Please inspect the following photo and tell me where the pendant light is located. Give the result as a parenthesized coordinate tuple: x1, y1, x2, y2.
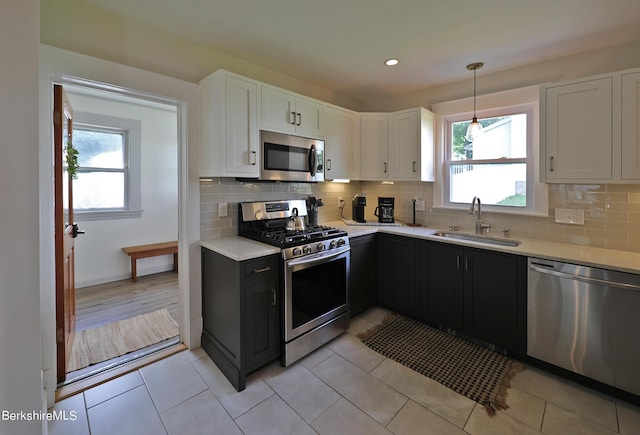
(465, 62, 484, 142)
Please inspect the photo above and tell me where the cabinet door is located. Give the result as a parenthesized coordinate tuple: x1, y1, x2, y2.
(360, 114, 390, 180)
(243, 255, 280, 372)
(226, 76, 259, 175)
(349, 234, 378, 316)
(261, 86, 296, 134)
(325, 106, 358, 180)
(393, 109, 420, 180)
(543, 77, 613, 180)
(622, 71, 640, 180)
(378, 234, 418, 317)
(295, 96, 325, 138)
(463, 248, 519, 350)
(421, 242, 464, 331)
(244, 277, 279, 372)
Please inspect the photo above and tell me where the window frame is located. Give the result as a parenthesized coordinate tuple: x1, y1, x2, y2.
(433, 86, 548, 217)
(72, 111, 142, 221)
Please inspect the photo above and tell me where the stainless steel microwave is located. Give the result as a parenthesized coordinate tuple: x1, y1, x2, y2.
(260, 130, 324, 182)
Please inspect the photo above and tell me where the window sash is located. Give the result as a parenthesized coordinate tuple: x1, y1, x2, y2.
(442, 106, 535, 210)
(71, 112, 142, 220)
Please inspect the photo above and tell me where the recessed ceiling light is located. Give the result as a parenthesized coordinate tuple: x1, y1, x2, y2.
(385, 58, 399, 66)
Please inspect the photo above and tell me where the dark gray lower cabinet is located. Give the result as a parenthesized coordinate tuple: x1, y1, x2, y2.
(201, 248, 280, 391)
(420, 241, 526, 354)
(420, 242, 464, 331)
(349, 234, 378, 316)
(378, 234, 419, 318)
(463, 247, 526, 353)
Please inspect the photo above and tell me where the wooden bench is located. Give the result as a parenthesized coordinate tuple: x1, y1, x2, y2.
(122, 241, 178, 282)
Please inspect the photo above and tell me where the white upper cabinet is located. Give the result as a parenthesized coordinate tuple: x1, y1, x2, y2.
(359, 108, 435, 181)
(393, 108, 435, 181)
(199, 70, 435, 182)
(360, 114, 391, 180)
(621, 71, 640, 180)
(541, 67, 640, 183)
(541, 77, 613, 181)
(200, 70, 259, 178)
(260, 86, 325, 138)
(324, 105, 359, 180)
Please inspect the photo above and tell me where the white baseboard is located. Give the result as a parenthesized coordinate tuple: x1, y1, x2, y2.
(76, 264, 176, 289)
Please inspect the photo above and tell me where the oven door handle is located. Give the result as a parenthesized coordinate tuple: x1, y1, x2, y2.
(286, 246, 350, 267)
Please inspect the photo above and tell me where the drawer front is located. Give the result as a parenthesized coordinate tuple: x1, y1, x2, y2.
(243, 255, 279, 281)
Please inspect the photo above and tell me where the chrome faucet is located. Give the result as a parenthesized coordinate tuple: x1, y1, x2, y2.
(470, 196, 491, 235)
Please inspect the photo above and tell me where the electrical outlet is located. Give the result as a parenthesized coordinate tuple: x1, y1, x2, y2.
(338, 197, 343, 207)
(219, 201, 228, 217)
(415, 199, 426, 212)
(555, 208, 584, 225)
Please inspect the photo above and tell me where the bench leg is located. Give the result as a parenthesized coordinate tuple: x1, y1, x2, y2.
(131, 257, 137, 282)
(173, 253, 178, 273)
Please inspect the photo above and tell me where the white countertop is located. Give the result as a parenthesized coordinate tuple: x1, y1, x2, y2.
(200, 237, 280, 261)
(328, 220, 640, 274)
(200, 222, 640, 273)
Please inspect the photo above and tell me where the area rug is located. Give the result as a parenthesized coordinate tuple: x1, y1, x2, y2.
(68, 308, 179, 372)
(357, 314, 524, 415)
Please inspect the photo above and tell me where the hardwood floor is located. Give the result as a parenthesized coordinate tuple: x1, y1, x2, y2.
(64, 271, 179, 384)
(75, 271, 179, 331)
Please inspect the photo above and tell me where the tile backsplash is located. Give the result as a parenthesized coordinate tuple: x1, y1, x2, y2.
(201, 178, 640, 253)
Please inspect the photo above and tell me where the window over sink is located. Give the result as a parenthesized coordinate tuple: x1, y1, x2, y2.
(433, 86, 548, 216)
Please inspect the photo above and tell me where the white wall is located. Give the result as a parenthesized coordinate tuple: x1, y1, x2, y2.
(67, 91, 179, 287)
(39, 44, 201, 408)
(0, 1, 43, 434)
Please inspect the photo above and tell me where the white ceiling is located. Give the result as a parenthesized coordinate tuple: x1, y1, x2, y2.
(84, 0, 640, 102)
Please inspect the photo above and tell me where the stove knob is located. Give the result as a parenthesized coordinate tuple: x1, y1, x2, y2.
(317, 243, 325, 251)
(337, 238, 346, 247)
(329, 240, 338, 249)
(303, 245, 312, 254)
(292, 247, 302, 256)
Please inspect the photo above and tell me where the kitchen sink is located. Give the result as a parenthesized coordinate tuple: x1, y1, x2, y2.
(432, 231, 522, 247)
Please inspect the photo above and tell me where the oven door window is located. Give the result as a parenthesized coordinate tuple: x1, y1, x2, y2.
(291, 256, 347, 330)
(264, 142, 310, 173)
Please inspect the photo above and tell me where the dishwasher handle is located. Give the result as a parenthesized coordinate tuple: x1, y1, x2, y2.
(530, 262, 640, 292)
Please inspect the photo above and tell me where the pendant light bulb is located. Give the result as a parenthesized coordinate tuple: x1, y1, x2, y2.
(465, 62, 484, 142)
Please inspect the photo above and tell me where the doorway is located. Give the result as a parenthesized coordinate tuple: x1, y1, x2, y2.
(55, 82, 181, 386)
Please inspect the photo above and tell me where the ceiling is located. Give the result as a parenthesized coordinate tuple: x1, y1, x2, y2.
(83, 0, 640, 102)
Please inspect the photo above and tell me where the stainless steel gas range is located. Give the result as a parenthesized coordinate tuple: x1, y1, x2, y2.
(239, 199, 350, 366)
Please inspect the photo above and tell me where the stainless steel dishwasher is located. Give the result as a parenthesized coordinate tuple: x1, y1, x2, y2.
(528, 257, 640, 396)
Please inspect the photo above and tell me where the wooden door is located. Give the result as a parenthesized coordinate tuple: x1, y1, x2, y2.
(54, 84, 77, 382)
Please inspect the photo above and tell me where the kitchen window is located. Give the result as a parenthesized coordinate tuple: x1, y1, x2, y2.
(71, 112, 142, 220)
(433, 86, 548, 216)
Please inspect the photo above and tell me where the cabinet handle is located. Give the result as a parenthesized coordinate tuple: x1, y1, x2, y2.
(456, 255, 461, 270)
(413, 161, 416, 173)
(549, 156, 554, 172)
(296, 112, 302, 126)
(464, 257, 469, 271)
(290, 111, 296, 125)
(253, 266, 271, 274)
(384, 162, 388, 173)
(270, 288, 277, 306)
(327, 159, 332, 171)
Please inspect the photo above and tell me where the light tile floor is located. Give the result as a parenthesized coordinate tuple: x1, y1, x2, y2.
(49, 307, 640, 435)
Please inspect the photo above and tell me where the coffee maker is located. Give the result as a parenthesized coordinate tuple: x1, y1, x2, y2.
(352, 194, 366, 223)
(374, 197, 395, 223)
